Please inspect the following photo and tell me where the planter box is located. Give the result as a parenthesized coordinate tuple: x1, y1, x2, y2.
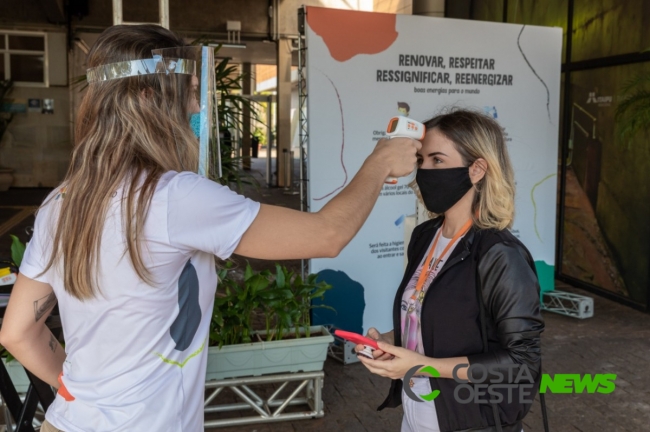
(206, 325, 333, 381)
(2, 359, 30, 393)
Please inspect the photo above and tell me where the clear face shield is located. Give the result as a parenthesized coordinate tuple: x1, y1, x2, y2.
(85, 46, 221, 179)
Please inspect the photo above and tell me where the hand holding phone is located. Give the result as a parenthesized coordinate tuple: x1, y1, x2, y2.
(334, 330, 379, 359)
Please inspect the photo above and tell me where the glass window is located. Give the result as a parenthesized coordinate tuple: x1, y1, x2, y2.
(10, 55, 45, 83)
(0, 32, 47, 86)
(561, 63, 650, 306)
(8, 35, 45, 51)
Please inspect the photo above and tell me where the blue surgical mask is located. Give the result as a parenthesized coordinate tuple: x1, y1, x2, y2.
(189, 113, 201, 138)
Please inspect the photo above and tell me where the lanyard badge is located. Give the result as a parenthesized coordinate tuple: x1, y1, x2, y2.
(409, 219, 473, 302)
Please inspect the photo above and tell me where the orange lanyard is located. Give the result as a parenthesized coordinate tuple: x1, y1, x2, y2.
(410, 219, 473, 301)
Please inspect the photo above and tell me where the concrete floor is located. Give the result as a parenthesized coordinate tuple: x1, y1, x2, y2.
(0, 160, 649, 431)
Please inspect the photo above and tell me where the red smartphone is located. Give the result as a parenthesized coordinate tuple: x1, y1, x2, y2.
(334, 330, 379, 350)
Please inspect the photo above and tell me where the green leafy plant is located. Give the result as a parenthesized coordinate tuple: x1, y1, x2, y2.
(188, 41, 262, 190)
(10, 234, 25, 267)
(210, 262, 333, 348)
(0, 346, 15, 363)
(615, 72, 650, 143)
(267, 265, 334, 340)
(210, 261, 266, 347)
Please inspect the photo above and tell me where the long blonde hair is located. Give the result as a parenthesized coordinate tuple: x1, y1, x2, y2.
(416, 109, 516, 230)
(42, 25, 199, 299)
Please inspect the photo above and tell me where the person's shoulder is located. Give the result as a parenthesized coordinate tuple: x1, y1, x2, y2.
(476, 228, 533, 264)
(163, 171, 249, 208)
(479, 228, 518, 244)
(162, 170, 193, 187)
(35, 184, 67, 215)
(160, 170, 211, 196)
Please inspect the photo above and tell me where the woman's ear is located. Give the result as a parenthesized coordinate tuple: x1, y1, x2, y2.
(470, 158, 487, 184)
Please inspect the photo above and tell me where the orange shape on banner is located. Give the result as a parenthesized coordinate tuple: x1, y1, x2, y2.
(307, 7, 398, 62)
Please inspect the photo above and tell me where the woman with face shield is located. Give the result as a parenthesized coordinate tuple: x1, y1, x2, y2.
(355, 109, 545, 432)
(0, 25, 419, 432)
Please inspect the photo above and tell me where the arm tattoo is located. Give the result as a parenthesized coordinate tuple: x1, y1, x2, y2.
(49, 333, 58, 353)
(34, 292, 57, 322)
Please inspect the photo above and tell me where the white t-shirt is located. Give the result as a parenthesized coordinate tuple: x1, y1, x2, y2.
(20, 171, 260, 432)
(400, 232, 462, 354)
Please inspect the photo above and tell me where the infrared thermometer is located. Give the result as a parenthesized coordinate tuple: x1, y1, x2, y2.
(385, 116, 426, 184)
(334, 330, 379, 359)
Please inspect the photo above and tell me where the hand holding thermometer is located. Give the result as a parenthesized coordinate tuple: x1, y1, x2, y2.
(334, 329, 379, 359)
(385, 116, 426, 184)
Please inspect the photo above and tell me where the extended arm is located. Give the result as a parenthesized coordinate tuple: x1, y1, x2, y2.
(234, 137, 420, 260)
(0, 274, 65, 388)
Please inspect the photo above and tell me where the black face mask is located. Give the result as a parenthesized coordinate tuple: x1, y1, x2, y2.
(415, 167, 474, 214)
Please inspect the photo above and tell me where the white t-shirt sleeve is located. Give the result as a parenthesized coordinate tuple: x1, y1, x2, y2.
(20, 198, 57, 283)
(166, 172, 261, 259)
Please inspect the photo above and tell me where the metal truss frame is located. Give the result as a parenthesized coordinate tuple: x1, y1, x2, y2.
(203, 371, 324, 428)
(542, 290, 594, 319)
(328, 338, 361, 365)
(297, 7, 310, 280)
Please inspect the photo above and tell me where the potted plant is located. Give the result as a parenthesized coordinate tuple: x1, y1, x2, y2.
(205, 263, 334, 381)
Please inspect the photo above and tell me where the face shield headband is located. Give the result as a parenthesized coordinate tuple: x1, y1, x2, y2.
(85, 56, 197, 83)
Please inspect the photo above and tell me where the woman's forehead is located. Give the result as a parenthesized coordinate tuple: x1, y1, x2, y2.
(421, 128, 457, 154)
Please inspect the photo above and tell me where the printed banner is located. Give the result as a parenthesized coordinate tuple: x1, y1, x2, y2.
(306, 7, 562, 333)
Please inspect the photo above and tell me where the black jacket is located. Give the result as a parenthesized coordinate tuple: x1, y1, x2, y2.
(378, 218, 545, 432)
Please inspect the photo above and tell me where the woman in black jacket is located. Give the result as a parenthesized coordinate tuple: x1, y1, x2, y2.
(357, 109, 544, 432)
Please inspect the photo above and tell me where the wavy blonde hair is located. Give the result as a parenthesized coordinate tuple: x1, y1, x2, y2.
(41, 25, 199, 299)
(413, 109, 516, 230)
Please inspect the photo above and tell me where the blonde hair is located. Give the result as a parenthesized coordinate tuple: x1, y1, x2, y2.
(414, 109, 516, 230)
(41, 25, 199, 300)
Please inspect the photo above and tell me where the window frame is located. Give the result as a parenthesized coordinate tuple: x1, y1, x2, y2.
(0, 30, 49, 88)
